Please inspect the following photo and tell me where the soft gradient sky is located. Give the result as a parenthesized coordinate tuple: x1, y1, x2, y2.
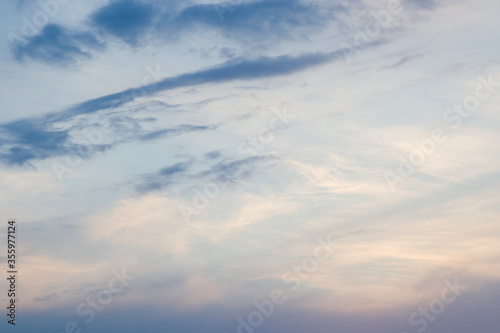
(0, 0, 499, 332)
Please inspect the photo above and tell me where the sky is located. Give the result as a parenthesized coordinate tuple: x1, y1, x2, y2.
(0, 0, 499, 332)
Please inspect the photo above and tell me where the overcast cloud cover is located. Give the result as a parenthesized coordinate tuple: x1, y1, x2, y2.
(0, 0, 499, 332)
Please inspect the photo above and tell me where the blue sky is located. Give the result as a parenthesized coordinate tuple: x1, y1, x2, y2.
(0, 0, 500, 332)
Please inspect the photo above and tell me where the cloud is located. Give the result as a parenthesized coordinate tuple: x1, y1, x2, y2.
(133, 160, 195, 193)
(90, 0, 156, 46)
(159, 0, 342, 42)
(189, 46, 237, 59)
(140, 124, 215, 141)
(404, 0, 442, 9)
(56, 48, 365, 122)
(159, 161, 191, 176)
(205, 155, 280, 179)
(11, 24, 104, 66)
(381, 53, 424, 69)
(205, 151, 221, 160)
(0, 119, 70, 165)
(0, 111, 215, 166)
(133, 154, 280, 194)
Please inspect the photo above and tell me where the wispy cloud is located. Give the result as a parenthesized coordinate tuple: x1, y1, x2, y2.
(0, 111, 216, 166)
(381, 53, 425, 69)
(11, 24, 104, 66)
(140, 125, 215, 141)
(132, 154, 279, 194)
(56, 48, 372, 121)
(159, 0, 343, 42)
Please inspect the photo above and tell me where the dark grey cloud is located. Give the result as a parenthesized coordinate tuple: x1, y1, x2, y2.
(53, 48, 359, 123)
(88, 0, 344, 45)
(133, 160, 195, 193)
(0, 119, 70, 165)
(205, 155, 280, 180)
(381, 53, 424, 70)
(140, 124, 215, 141)
(158, 0, 343, 42)
(90, 0, 156, 46)
(159, 162, 191, 176)
(11, 24, 104, 66)
(0, 113, 215, 166)
(133, 155, 280, 194)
